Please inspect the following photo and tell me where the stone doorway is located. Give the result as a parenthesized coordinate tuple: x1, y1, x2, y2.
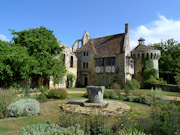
(84, 75, 88, 86)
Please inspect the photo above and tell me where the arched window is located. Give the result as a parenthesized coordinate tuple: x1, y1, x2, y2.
(142, 53, 144, 58)
(70, 56, 73, 67)
(138, 54, 140, 58)
(151, 53, 153, 59)
(146, 53, 149, 58)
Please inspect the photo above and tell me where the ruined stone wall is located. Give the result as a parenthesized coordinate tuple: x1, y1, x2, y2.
(82, 31, 91, 46)
(49, 43, 77, 89)
(72, 40, 79, 52)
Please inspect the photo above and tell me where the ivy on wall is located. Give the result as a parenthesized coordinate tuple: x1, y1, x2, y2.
(141, 57, 159, 81)
(66, 73, 75, 88)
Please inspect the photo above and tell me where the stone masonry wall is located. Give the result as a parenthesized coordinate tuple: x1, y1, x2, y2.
(49, 43, 77, 89)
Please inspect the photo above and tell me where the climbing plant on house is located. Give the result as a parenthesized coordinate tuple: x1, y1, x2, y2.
(66, 73, 75, 88)
(141, 57, 166, 88)
(141, 57, 158, 81)
(138, 57, 159, 88)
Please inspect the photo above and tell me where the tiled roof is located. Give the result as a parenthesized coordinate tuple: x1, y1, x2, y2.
(76, 33, 125, 58)
(131, 44, 152, 51)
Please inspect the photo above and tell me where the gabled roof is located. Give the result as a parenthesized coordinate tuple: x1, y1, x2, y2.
(76, 33, 125, 58)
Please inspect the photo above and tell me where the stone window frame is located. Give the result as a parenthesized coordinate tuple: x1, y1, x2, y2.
(106, 57, 115, 66)
(59, 76, 64, 85)
(95, 58, 104, 66)
(96, 57, 115, 67)
(70, 56, 73, 67)
(83, 62, 88, 69)
(83, 51, 89, 56)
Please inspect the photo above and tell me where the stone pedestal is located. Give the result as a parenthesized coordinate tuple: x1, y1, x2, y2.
(86, 86, 105, 103)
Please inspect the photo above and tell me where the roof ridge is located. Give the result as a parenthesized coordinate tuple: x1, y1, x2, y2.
(132, 44, 151, 51)
(91, 33, 124, 40)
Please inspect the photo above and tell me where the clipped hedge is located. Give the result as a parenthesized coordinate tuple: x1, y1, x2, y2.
(151, 84, 180, 92)
(47, 89, 68, 99)
(7, 99, 40, 117)
(18, 123, 84, 135)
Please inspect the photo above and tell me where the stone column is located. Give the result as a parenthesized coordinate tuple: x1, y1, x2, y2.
(86, 86, 105, 103)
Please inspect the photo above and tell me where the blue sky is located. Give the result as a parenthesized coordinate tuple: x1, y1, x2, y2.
(1, 0, 180, 50)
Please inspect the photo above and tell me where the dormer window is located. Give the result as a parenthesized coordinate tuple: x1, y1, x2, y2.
(83, 51, 88, 56)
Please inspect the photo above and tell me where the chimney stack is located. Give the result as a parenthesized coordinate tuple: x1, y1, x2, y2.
(125, 23, 129, 34)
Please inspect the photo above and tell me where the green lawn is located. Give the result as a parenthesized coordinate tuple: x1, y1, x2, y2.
(0, 93, 152, 135)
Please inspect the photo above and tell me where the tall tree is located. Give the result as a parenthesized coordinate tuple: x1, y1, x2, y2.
(149, 39, 180, 84)
(10, 26, 66, 87)
(0, 40, 33, 87)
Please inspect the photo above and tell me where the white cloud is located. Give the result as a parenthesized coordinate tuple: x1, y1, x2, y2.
(130, 13, 180, 50)
(0, 34, 9, 41)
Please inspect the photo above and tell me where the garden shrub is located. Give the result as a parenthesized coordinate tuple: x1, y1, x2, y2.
(104, 91, 118, 99)
(47, 89, 67, 99)
(120, 129, 146, 135)
(103, 91, 125, 100)
(137, 95, 153, 105)
(18, 122, 84, 135)
(59, 108, 135, 135)
(150, 102, 180, 135)
(36, 93, 48, 100)
(124, 79, 140, 95)
(144, 75, 166, 88)
(150, 87, 166, 101)
(124, 95, 137, 102)
(37, 87, 48, 100)
(131, 79, 141, 89)
(35, 87, 49, 100)
(124, 95, 153, 105)
(0, 89, 15, 118)
(7, 99, 40, 117)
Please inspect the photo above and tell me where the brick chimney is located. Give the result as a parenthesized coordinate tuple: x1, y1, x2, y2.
(125, 23, 129, 34)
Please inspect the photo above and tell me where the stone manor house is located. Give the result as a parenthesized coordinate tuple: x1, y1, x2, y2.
(50, 24, 160, 89)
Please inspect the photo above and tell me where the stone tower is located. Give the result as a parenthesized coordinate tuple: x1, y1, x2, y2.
(131, 37, 161, 87)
